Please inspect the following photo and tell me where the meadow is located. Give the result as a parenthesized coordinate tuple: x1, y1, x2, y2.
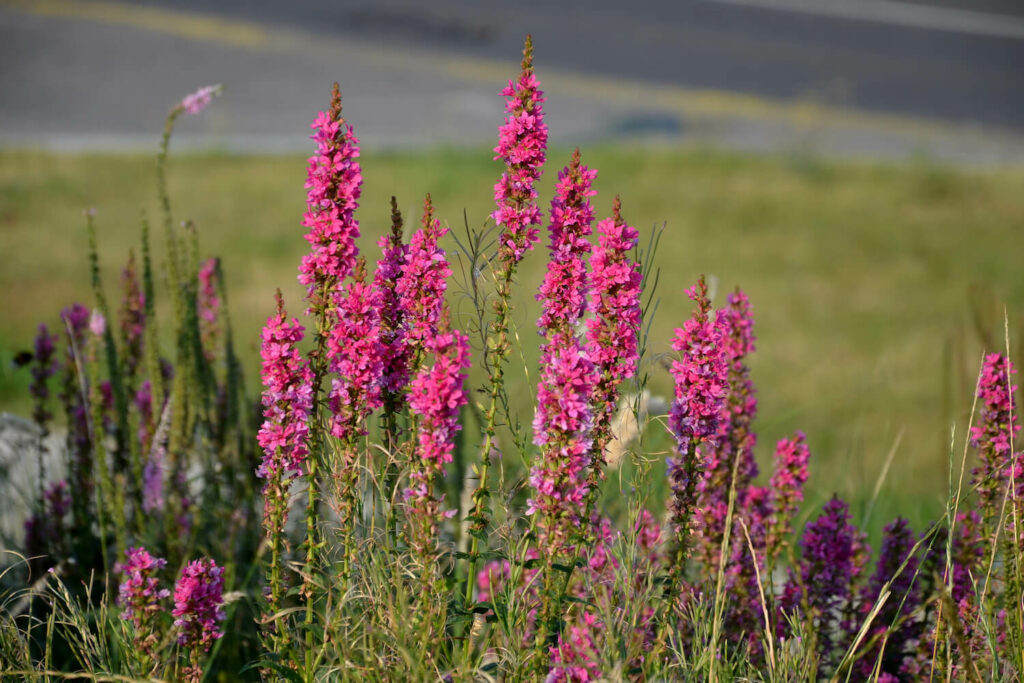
(1, 43, 1024, 679)
(2, 143, 1022, 535)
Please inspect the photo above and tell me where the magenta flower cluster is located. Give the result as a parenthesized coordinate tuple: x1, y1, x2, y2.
(667, 280, 729, 535)
(328, 265, 385, 439)
(536, 152, 596, 335)
(395, 199, 451, 353)
(765, 431, 811, 561)
(529, 331, 598, 551)
(197, 257, 220, 359)
(492, 39, 548, 266)
(298, 93, 362, 302)
(373, 221, 411, 396)
(971, 352, 1019, 457)
(30, 323, 58, 428)
(117, 546, 170, 627)
(173, 558, 226, 651)
(256, 295, 314, 479)
(585, 204, 642, 389)
(406, 329, 471, 503)
(180, 85, 220, 116)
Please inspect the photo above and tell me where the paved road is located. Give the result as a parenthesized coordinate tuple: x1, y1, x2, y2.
(2, 0, 1023, 162)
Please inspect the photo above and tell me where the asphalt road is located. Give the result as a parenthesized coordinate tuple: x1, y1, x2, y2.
(2, 0, 1023, 161)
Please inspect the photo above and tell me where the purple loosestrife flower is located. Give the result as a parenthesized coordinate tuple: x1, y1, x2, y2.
(256, 292, 314, 480)
(197, 257, 220, 361)
(173, 558, 226, 651)
(406, 324, 470, 555)
(373, 199, 411, 397)
(493, 36, 547, 267)
(297, 85, 362, 306)
(117, 546, 170, 627)
(30, 324, 58, 431)
(327, 258, 385, 440)
(119, 251, 146, 381)
(765, 431, 811, 569)
(23, 480, 70, 574)
(782, 496, 869, 673)
(667, 277, 729, 545)
(857, 518, 923, 679)
(696, 290, 758, 571)
(537, 149, 596, 336)
(529, 329, 598, 555)
(547, 610, 601, 683)
(585, 197, 642, 475)
(970, 353, 1019, 529)
(59, 304, 92, 525)
(395, 195, 451, 357)
(179, 85, 221, 115)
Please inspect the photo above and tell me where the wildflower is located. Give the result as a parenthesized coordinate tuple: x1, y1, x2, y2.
(119, 250, 146, 381)
(373, 198, 411, 398)
(529, 330, 598, 555)
(395, 195, 450, 356)
(179, 84, 221, 116)
(23, 480, 70, 573)
(89, 309, 106, 338)
(765, 431, 811, 569)
(667, 277, 729, 545)
(547, 610, 602, 682)
(493, 35, 547, 267)
(256, 292, 313, 479)
(537, 149, 596, 336)
(29, 324, 58, 431)
(970, 353, 1019, 533)
(857, 518, 923, 679)
(782, 496, 868, 673)
(585, 197, 642, 475)
(406, 323, 471, 556)
(297, 84, 362, 305)
(327, 258, 385, 440)
(117, 546, 170, 627)
(173, 558, 226, 652)
(197, 257, 220, 361)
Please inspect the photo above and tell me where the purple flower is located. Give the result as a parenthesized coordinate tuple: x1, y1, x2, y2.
(529, 330, 598, 554)
(406, 325, 470, 553)
(492, 36, 547, 267)
(547, 610, 602, 682)
(765, 431, 811, 568)
(667, 278, 729, 540)
(373, 200, 411, 396)
(180, 84, 221, 116)
(537, 149, 596, 336)
(23, 480, 70, 573)
(119, 252, 146, 379)
(857, 518, 922, 679)
(172, 558, 226, 651)
(328, 259, 385, 441)
(970, 353, 1019, 525)
(29, 324, 58, 430)
(781, 496, 868, 672)
(117, 546, 170, 627)
(395, 195, 451, 355)
(256, 292, 314, 480)
(197, 257, 220, 361)
(297, 86, 362, 305)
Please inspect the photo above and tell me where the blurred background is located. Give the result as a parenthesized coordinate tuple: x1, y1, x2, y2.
(2, 0, 1023, 537)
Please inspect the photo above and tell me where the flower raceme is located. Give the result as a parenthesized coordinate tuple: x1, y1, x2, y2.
(298, 84, 362, 306)
(173, 558, 226, 651)
(117, 546, 170, 628)
(256, 292, 314, 480)
(179, 85, 221, 116)
(373, 199, 411, 397)
(970, 353, 1020, 518)
(667, 278, 729, 540)
(493, 35, 548, 267)
(396, 195, 451, 357)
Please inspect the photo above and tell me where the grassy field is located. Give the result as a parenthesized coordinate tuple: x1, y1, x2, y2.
(1, 146, 1022, 539)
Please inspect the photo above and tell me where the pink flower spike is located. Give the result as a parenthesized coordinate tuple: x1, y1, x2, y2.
(180, 84, 222, 115)
(88, 309, 106, 338)
(172, 558, 226, 652)
(492, 35, 548, 267)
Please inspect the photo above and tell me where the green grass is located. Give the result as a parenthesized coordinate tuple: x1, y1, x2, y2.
(1, 146, 1022, 539)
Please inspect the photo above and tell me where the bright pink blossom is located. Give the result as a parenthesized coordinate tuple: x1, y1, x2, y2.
(180, 85, 221, 115)
(117, 546, 170, 627)
(256, 292, 313, 479)
(492, 37, 547, 266)
(395, 196, 450, 353)
(297, 87, 362, 304)
(373, 204, 411, 395)
(172, 558, 226, 651)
